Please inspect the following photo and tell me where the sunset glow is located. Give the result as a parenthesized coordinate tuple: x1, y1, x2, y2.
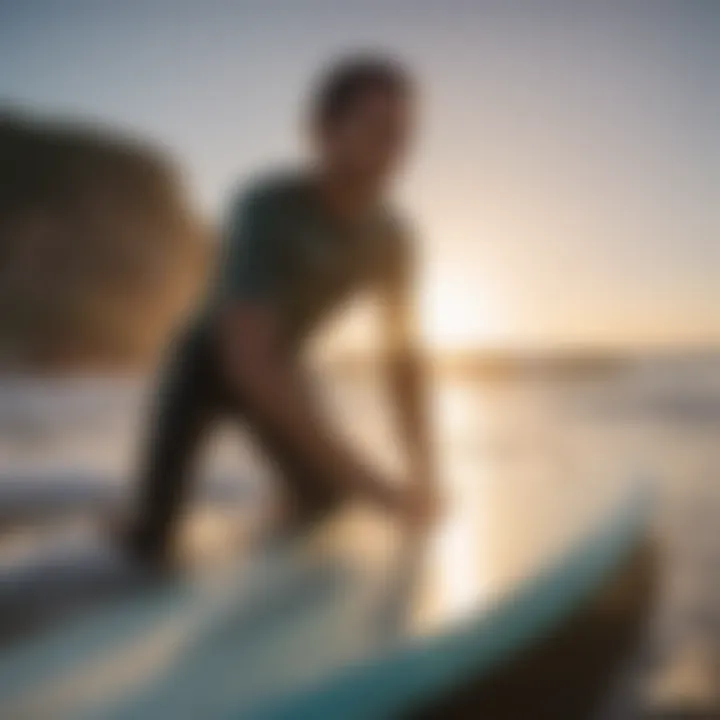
(420, 276, 504, 350)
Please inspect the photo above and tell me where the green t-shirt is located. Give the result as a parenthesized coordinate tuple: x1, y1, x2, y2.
(206, 172, 413, 350)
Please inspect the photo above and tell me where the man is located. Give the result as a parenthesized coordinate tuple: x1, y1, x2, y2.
(128, 56, 436, 564)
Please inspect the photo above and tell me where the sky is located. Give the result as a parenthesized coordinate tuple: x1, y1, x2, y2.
(1, 1, 719, 350)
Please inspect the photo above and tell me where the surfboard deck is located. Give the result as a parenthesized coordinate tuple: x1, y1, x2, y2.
(0, 459, 649, 720)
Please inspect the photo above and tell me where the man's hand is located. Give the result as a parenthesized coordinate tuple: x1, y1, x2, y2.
(386, 481, 440, 532)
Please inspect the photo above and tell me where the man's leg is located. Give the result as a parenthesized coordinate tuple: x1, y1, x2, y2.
(129, 328, 220, 561)
(131, 327, 346, 557)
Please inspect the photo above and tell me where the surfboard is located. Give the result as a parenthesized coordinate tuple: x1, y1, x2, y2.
(0, 456, 651, 720)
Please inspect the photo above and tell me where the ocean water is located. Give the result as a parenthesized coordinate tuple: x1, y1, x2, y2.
(0, 359, 718, 717)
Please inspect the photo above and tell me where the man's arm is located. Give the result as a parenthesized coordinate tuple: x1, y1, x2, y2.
(217, 302, 400, 510)
(214, 187, 402, 513)
(379, 233, 437, 520)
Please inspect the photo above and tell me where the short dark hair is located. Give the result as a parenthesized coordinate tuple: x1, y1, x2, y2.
(312, 55, 413, 128)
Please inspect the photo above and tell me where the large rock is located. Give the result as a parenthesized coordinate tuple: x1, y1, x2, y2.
(0, 111, 210, 372)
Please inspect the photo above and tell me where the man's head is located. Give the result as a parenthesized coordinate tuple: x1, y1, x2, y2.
(310, 55, 415, 190)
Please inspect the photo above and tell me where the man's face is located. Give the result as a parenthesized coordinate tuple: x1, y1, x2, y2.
(317, 88, 414, 188)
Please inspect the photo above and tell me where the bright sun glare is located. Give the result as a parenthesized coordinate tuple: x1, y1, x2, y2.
(421, 277, 499, 350)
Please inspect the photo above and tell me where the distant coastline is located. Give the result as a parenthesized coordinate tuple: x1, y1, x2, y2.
(323, 345, 720, 382)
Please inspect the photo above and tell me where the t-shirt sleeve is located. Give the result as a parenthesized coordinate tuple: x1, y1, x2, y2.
(217, 188, 280, 303)
(379, 215, 415, 300)
(378, 216, 418, 351)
